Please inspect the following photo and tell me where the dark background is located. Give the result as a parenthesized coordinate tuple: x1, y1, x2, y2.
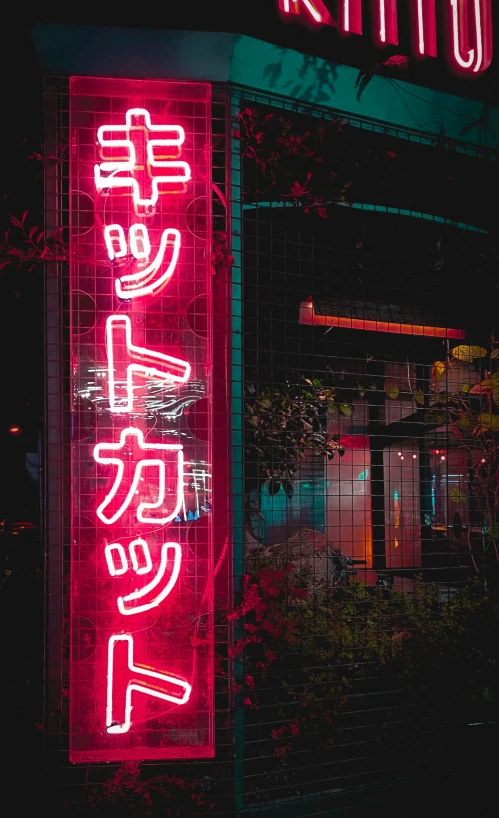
(1, 2, 498, 812)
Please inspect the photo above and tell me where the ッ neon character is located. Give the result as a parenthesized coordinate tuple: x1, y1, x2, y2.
(104, 224, 181, 300)
(105, 538, 182, 616)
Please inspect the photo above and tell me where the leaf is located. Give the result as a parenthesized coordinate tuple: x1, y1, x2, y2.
(431, 361, 445, 382)
(449, 487, 467, 505)
(414, 389, 425, 405)
(451, 345, 487, 362)
(29, 226, 39, 240)
(460, 384, 471, 393)
(470, 380, 493, 394)
(355, 69, 375, 102)
(338, 404, 352, 417)
(490, 349, 499, 359)
(478, 413, 499, 430)
(425, 410, 448, 425)
(384, 379, 400, 400)
(486, 524, 499, 539)
(21, 210, 28, 225)
(455, 416, 473, 432)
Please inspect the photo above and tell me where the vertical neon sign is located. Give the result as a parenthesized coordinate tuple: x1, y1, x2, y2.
(69, 77, 213, 761)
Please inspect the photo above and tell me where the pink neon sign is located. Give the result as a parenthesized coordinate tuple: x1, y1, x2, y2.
(279, 0, 493, 75)
(70, 77, 213, 762)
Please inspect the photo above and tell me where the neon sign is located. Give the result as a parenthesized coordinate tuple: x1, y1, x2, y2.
(70, 77, 213, 761)
(278, 0, 493, 75)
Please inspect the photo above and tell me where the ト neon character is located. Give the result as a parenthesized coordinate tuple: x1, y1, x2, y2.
(106, 315, 190, 413)
(93, 427, 184, 526)
(106, 634, 191, 734)
(94, 108, 191, 212)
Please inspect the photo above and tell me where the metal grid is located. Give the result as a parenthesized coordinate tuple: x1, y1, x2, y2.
(234, 85, 498, 814)
(43, 77, 499, 813)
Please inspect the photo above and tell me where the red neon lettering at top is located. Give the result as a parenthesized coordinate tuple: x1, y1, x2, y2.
(278, 0, 334, 25)
(94, 108, 191, 212)
(276, 0, 493, 73)
(93, 427, 184, 526)
(449, 0, 492, 74)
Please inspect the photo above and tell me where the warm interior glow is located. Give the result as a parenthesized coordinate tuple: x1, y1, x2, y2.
(299, 299, 465, 339)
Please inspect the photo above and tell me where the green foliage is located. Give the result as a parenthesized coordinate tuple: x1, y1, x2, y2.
(231, 552, 499, 770)
(245, 379, 342, 481)
(234, 107, 356, 217)
(89, 762, 215, 817)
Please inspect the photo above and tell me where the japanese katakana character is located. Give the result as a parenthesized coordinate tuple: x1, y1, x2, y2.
(93, 427, 184, 526)
(104, 538, 182, 616)
(94, 108, 191, 212)
(106, 634, 191, 734)
(278, 0, 333, 25)
(104, 224, 181, 300)
(106, 315, 190, 413)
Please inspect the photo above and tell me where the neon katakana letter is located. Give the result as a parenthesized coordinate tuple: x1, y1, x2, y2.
(374, 0, 398, 45)
(341, 0, 362, 34)
(106, 315, 190, 413)
(104, 538, 182, 616)
(278, 0, 334, 25)
(104, 224, 181, 300)
(93, 427, 184, 526)
(448, 0, 492, 74)
(413, 0, 437, 57)
(94, 108, 191, 212)
(106, 634, 191, 734)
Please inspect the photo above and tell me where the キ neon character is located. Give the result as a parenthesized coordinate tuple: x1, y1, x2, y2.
(94, 108, 191, 212)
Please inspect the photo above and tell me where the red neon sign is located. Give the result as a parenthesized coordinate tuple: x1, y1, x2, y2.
(70, 77, 213, 761)
(279, 0, 493, 75)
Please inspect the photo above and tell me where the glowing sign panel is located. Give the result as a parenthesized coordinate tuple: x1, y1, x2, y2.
(70, 77, 213, 762)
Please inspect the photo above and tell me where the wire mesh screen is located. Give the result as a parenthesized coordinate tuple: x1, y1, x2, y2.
(44, 76, 499, 814)
(235, 86, 499, 814)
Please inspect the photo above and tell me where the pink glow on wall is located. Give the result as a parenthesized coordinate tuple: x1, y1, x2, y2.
(70, 76, 213, 762)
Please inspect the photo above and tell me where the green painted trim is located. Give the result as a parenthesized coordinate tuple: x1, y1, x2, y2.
(230, 93, 246, 814)
(32, 24, 499, 152)
(243, 200, 487, 234)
